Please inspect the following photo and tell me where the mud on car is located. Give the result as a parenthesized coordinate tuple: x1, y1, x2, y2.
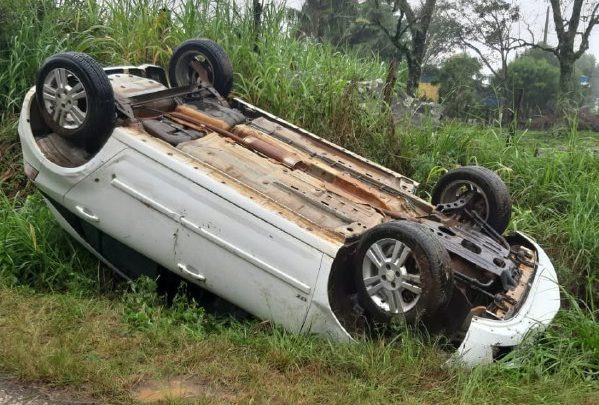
(18, 39, 560, 364)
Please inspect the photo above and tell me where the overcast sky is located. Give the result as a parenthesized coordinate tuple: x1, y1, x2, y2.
(269, 0, 599, 61)
(518, 0, 599, 60)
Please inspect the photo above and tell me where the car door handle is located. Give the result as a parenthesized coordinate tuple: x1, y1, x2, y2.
(75, 205, 99, 222)
(177, 263, 206, 282)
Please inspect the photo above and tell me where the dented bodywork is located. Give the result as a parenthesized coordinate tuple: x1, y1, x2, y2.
(19, 64, 560, 365)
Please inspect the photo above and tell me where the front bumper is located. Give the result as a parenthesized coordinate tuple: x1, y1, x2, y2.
(453, 233, 560, 365)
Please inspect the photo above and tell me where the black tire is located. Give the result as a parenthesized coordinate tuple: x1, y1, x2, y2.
(168, 39, 233, 97)
(431, 166, 512, 234)
(35, 52, 115, 146)
(353, 221, 453, 326)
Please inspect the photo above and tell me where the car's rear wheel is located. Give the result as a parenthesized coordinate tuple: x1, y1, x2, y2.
(168, 38, 233, 97)
(36, 52, 115, 147)
(354, 221, 453, 326)
(431, 166, 512, 234)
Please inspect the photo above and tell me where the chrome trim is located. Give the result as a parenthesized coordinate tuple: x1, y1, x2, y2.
(181, 217, 312, 294)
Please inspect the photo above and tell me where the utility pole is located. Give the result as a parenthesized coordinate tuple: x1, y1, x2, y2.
(542, 5, 549, 45)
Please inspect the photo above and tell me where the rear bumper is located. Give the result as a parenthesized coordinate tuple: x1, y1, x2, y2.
(453, 232, 560, 365)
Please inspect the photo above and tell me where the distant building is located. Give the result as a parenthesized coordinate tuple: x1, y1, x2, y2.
(417, 72, 439, 102)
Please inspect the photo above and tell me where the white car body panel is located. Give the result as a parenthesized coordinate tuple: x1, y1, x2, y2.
(453, 235, 561, 364)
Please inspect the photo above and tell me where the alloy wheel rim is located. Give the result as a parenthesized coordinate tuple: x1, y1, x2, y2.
(42, 67, 88, 130)
(362, 238, 422, 314)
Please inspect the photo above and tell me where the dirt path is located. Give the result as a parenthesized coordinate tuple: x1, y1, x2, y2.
(0, 376, 97, 405)
(0, 376, 53, 404)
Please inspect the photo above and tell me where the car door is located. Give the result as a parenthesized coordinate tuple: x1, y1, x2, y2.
(63, 148, 181, 272)
(172, 175, 325, 333)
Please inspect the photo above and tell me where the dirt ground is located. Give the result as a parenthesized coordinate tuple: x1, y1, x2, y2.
(0, 376, 52, 405)
(0, 375, 96, 405)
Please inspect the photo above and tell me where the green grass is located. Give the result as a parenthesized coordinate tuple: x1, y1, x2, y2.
(1, 0, 599, 403)
(0, 284, 597, 404)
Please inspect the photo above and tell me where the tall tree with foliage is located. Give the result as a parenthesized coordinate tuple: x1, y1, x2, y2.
(438, 53, 481, 118)
(505, 56, 560, 117)
(522, 0, 599, 110)
(448, 0, 521, 98)
(370, 0, 438, 96)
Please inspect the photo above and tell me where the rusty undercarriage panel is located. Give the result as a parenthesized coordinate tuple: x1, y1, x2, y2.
(176, 127, 429, 238)
(163, 107, 431, 240)
(179, 132, 385, 235)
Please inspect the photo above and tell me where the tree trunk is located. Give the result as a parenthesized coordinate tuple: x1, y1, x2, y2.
(558, 57, 576, 108)
(383, 58, 398, 105)
(252, 0, 263, 53)
(405, 33, 426, 97)
(406, 60, 421, 97)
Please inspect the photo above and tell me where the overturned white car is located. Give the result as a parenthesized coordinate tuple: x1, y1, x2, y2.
(18, 39, 560, 364)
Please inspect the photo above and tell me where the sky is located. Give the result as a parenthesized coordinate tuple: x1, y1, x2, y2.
(265, 0, 599, 62)
(518, 0, 599, 60)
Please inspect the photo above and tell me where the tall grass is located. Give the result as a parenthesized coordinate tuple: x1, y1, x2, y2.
(399, 124, 599, 299)
(0, 193, 107, 291)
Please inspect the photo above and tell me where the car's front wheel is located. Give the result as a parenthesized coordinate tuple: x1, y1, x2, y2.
(35, 52, 115, 147)
(353, 221, 453, 327)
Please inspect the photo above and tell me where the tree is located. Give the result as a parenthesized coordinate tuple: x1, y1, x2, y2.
(448, 0, 521, 97)
(505, 56, 560, 117)
(296, 1, 459, 87)
(350, 2, 403, 60)
(522, 0, 599, 110)
(421, 5, 461, 65)
(438, 53, 482, 118)
(298, 0, 360, 46)
(520, 46, 559, 68)
(576, 53, 597, 78)
(369, 0, 438, 96)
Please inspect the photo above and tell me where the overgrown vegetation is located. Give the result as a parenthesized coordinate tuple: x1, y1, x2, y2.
(1, 0, 598, 403)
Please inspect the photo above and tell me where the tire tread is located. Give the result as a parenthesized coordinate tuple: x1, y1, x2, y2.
(431, 166, 511, 234)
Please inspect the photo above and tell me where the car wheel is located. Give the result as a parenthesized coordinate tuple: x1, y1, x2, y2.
(168, 38, 233, 97)
(354, 221, 453, 326)
(431, 166, 512, 234)
(36, 52, 115, 146)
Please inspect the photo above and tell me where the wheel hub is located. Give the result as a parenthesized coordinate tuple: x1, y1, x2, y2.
(439, 180, 490, 221)
(42, 67, 88, 130)
(362, 238, 422, 314)
(175, 50, 214, 87)
(59, 93, 73, 110)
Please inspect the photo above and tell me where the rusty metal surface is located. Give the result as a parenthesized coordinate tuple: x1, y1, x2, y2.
(177, 132, 385, 237)
(176, 105, 233, 130)
(124, 125, 347, 244)
(156, 105, 429, 240)
(494, 249, 536, 319)
(249, 117, 423, 201)
(110, 74, 176, 118)
(36, 133, 89, 168)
